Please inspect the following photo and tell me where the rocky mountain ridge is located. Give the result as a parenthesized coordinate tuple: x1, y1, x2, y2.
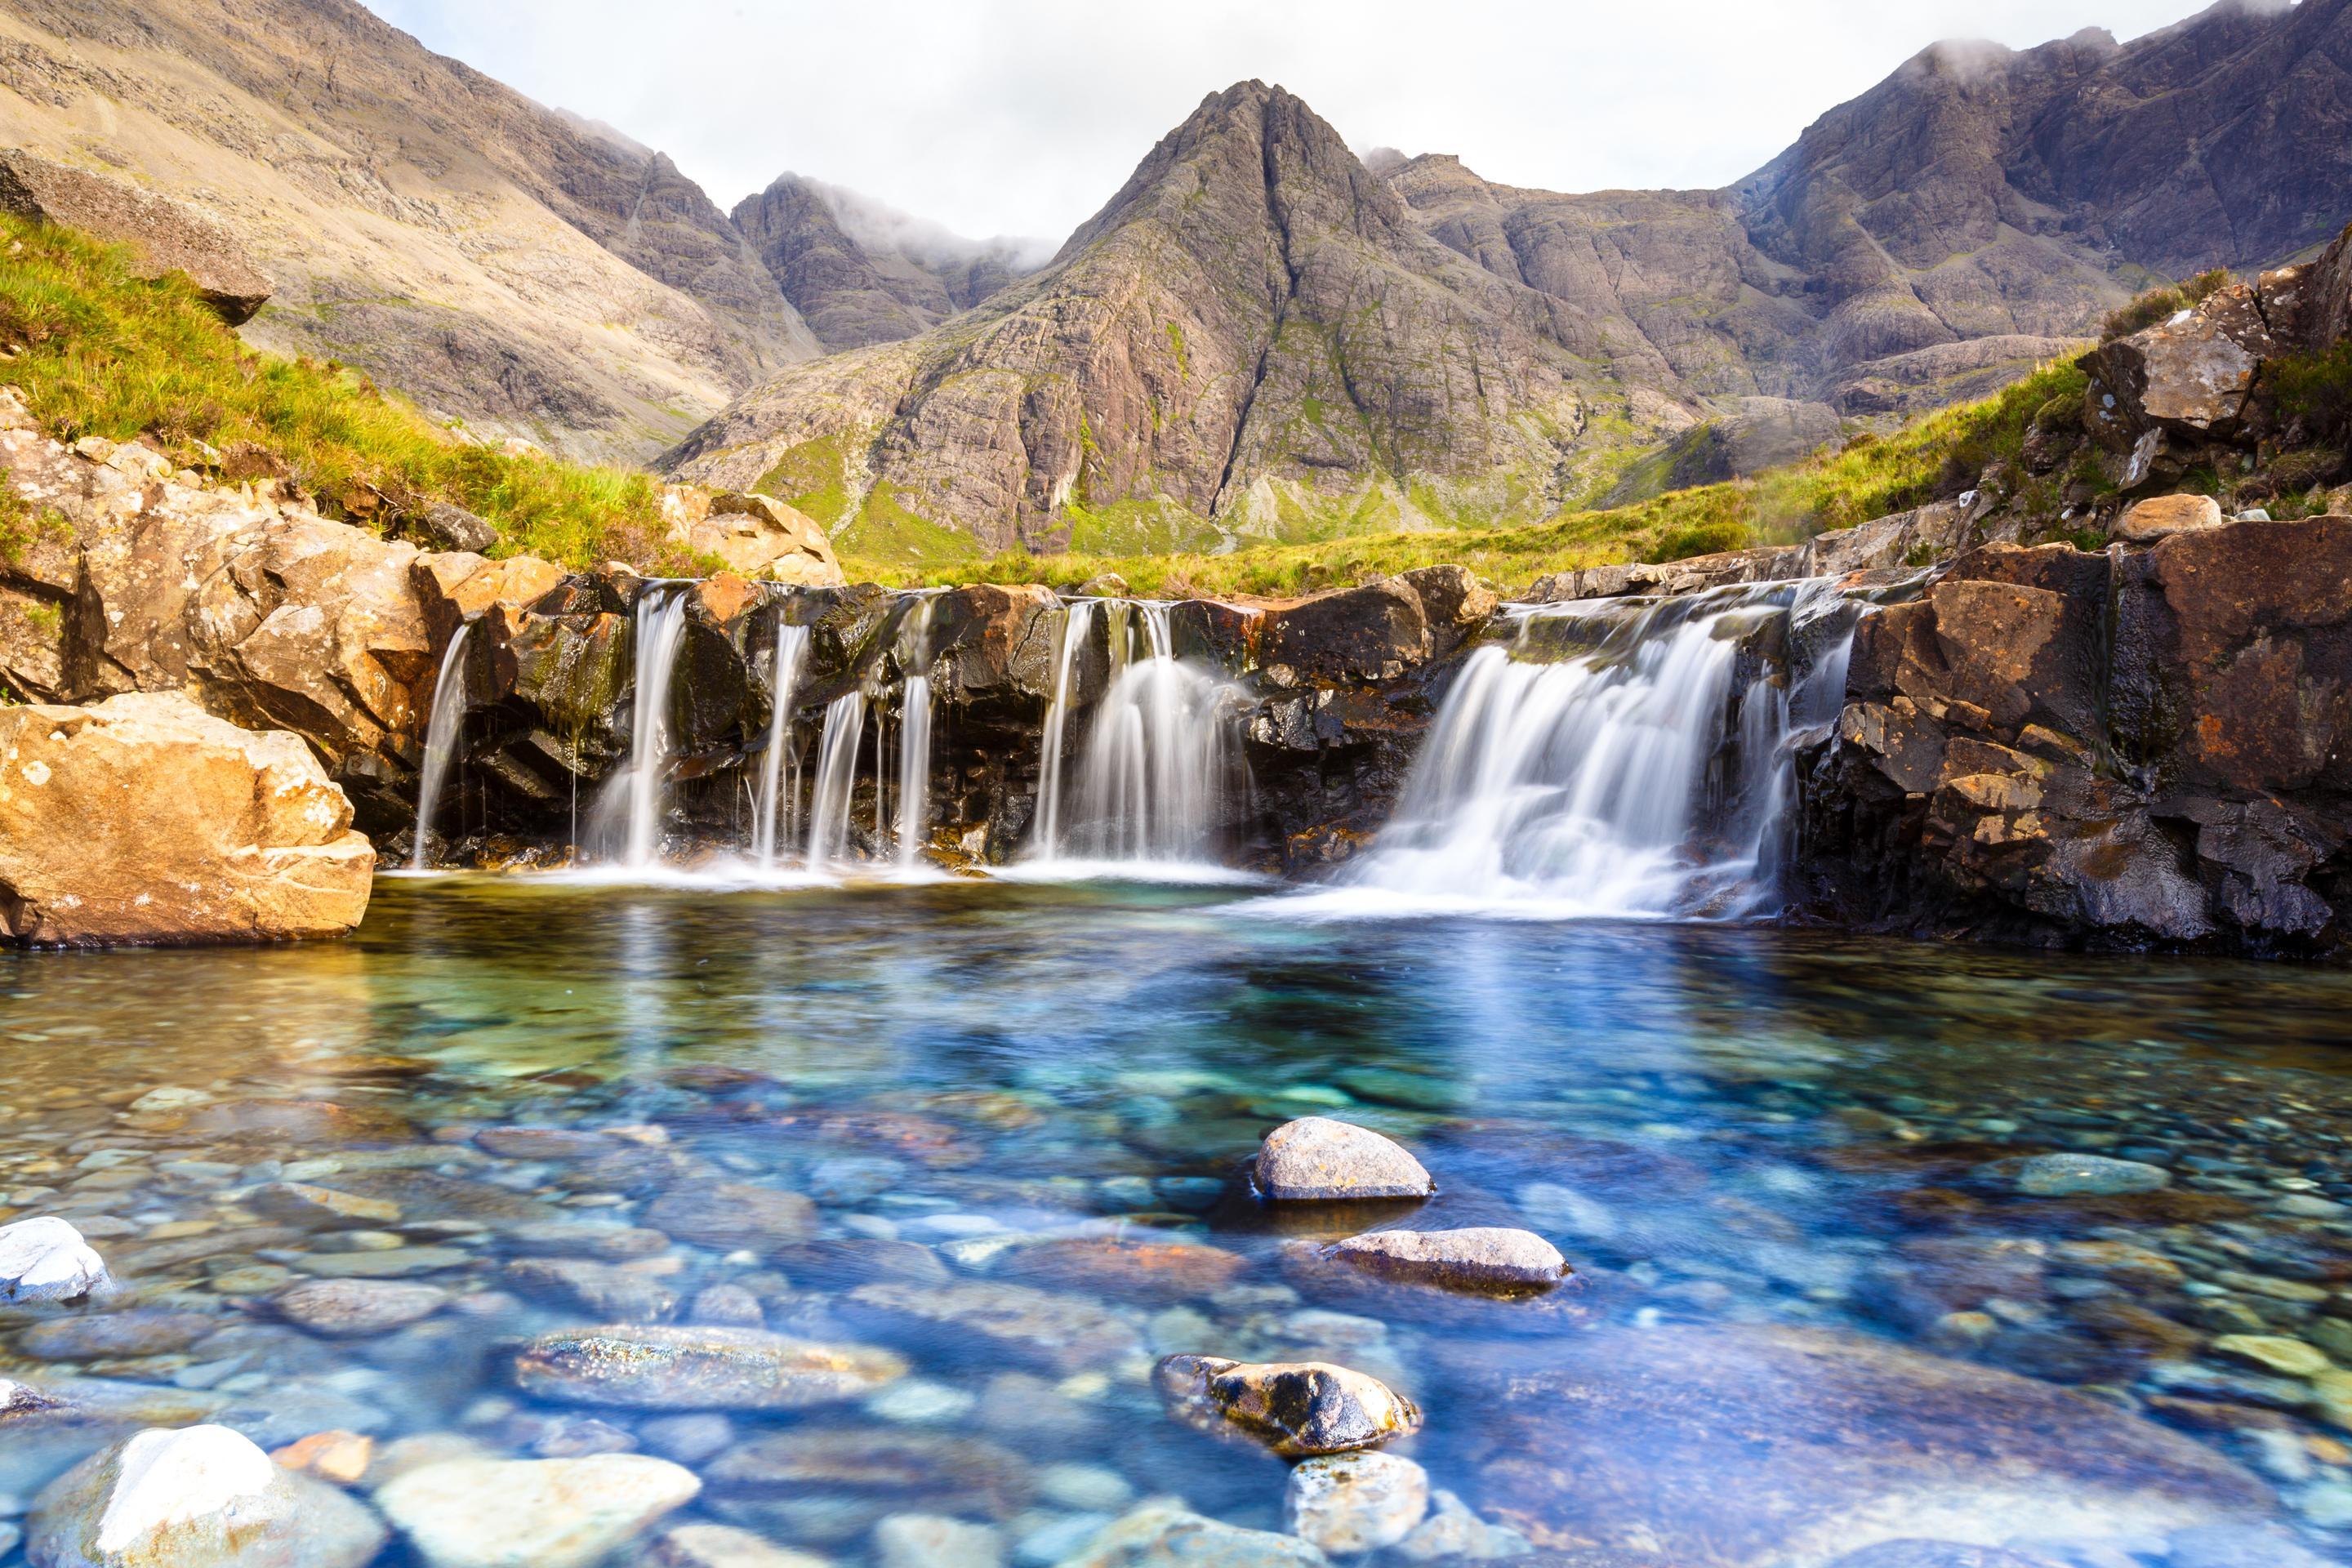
(668, 0, 2352, 558)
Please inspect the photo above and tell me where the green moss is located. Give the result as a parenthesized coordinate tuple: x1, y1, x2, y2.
(0, 213, 687, 571)
(1165, 322, 1189, 381)
(752, 432, 858, 528)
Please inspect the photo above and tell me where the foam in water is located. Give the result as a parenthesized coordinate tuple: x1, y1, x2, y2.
(1282, 580, 1858, 921)
(408, 621, 473, 871)
(612, 586, 693, 868)
(752, 619, 811, 868)
(1028, 600, 1243, 874)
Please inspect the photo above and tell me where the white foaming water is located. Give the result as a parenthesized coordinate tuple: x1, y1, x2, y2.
(409, 621, 473, 871)
(896, 598, 938, 868)
(805, 689, 868, 867)
(1030, 601, 1242, 872)
(1283, 580, 1856, 921)
(753, 621, 810, 867)
(612, 586, 693, 869)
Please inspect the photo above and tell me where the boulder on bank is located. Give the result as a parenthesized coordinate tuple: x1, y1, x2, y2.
(667, 489, 844, 586)
(0, 151, 272, 323)
(2113, 492, 2223, 543)
(0, 693, 373, 945)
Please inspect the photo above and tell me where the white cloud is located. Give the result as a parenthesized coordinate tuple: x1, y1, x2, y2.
(367, 0, 2219, 243)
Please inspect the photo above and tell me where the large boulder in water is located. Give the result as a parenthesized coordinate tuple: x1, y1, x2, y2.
(1454, 1322, 2271, 1566)
(0, 693, 373, 945)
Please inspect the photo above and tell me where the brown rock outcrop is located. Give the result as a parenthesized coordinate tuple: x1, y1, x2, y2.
(0, 691, 373, 945)
(0, 150, 272, 323)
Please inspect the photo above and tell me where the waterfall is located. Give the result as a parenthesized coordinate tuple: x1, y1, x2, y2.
(1306, 580, 1858, 920)
(805, 690, 868, 867)
(618, 586, 691, 869)
(409, 621, 473, 871)
(753, 621, 810, 867)
(895, 599, 938, 869)
(1034, 601, 1241, 869)
(1031, 599, 1095, 859)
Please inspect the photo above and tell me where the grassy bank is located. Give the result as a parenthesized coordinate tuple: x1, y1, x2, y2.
(0, 214, 687, 570)
(844, 359, 2091, 597)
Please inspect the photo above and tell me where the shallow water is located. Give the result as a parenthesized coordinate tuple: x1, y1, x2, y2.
(6, 876, 2352, 1564)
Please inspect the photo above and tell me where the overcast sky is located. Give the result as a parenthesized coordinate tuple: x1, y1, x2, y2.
(370, 0, 2220, 244)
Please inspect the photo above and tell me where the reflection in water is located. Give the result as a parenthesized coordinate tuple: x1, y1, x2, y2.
(0, 880, 2346, 1564)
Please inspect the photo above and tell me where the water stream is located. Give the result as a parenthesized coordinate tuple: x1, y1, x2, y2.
(895, 598, 938, 869)
(614, 584, 692, 869)
(752, 620, 811, 868)
(1298, 581, 1858, 919)
(408, 621, 472, 871)
(805, 689, 869, 868)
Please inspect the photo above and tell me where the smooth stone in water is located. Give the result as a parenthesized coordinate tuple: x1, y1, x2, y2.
(0, 1218, 109, 1303)
(1322, 1227, 1570, 1294)
(270, 1279, 450, 1338)
(649, 1523, 832, 1567)
(375, 1454, 700, 1568)
(2211, 1334, 2333, 1379)
(875, 1513, 1004, 1568)
(290, 1246, 470, 1280)
(1285, 1450, 1429, 1553)
(1389, 1488, 1531, 1561)
(644, 1185, 817, 1253)
(16, 1311, 218, 1361)
(1156, 1353, 1422, 1457)
(1056, 1503, 1327, 1566)
(1985, 1154, 2171, 1197)
(25, 1424, 386, 1568)
(842, 1281, 1143, 1374)
(245, 1183, 402, 1230)
(514, 1325, 907, 1410)
(1254, 1119, 1432, 1202)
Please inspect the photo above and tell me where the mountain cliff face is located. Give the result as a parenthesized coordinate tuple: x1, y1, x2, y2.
(0, 0, 833, 462)
(663, 83, 1620, 558)
(673, 1, 2352, 557)
(733, 174, 1045, 354)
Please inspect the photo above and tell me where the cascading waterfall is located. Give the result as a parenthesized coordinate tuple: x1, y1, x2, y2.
(895, 599, 938, 868)
(617, 585, 691, 869)
(1036, 600, 1241, 868)
(1031, 599, 1094, 859)
(752, 621, 810, 867)
(804, 690, 868, 867)
(1309, 579, 1857, 919)
(409, 621, 473, 871)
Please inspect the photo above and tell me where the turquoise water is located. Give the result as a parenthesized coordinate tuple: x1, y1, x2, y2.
(5, 875, 2352, 1564)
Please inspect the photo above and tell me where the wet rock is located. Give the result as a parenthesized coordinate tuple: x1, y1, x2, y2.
(1322, 1227, 1569, 1294)
(501, 1223, 671, 1260)
(268, 1431, 374, 1486)
(1825, 1546, 2071, 1568)
(996, 1236, 1249, 1303)
(25, 1424, 386, 1568)
(247, 1182, 403, 1230)
(0, 695, 375, 946)
(180, 1101, 416, 1148)
(1155, 1353, 1422, 1458)
(2211, 1334, 2332, 1379)
(504, 1258, 681, 1322)
(874, 1512, 1005, 1568)
(1390, 1488, 1532, 1562)
(1254, 1119, 1433, 1202)
(472, 1127, 617, 1161)
(269, 1279, 450, 1338)
(774, 1239, 952, 1288)
(650, 1523, 831, 1568)
(2112, 493, 2223, 544)
(843, 1281, 1143, 1373)
(1459, 1323, 2268, 1565)
(16, 1310, 218, 1361)
(644, 1184, 817, 1253)
(1056, 1503, 1328, 1566)
(513, 1325, 906, 1410)
(0, 1218, 110, 1303)
(1285, 1450, 1429, 1553)
(2, 1378, 68, 1419)
(291, 1245, 472, 1280)
(689, 1285, 768, 1328)
(1987, 1154, 2171, 1197)
(703, 1427, 1034, 1530)
(373, 1454, 700, 1568)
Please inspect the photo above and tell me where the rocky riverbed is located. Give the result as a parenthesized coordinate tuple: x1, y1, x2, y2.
(2, 878, 2350, 1566)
